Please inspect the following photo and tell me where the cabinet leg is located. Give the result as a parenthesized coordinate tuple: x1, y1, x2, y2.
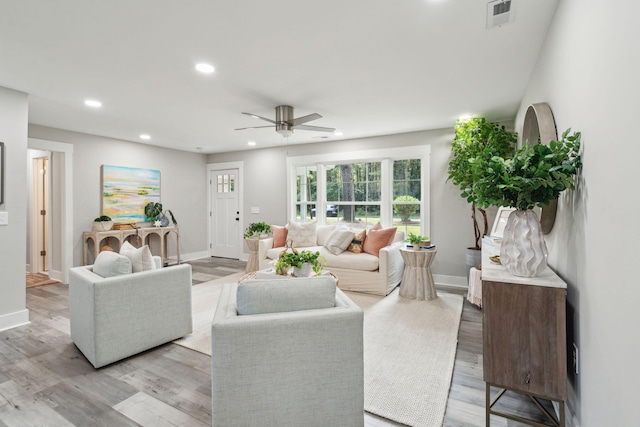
(486, 383, 490, 426)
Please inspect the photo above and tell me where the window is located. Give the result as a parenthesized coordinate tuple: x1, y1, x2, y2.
(217, 174, 235, 193)
(287, 146, 430, 236)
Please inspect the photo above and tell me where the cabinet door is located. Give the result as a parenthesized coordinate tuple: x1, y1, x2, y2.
(482, 280, 567, 400)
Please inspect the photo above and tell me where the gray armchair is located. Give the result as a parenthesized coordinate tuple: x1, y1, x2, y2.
(69, 258, 192, 368)
(211, 277, 364, 427)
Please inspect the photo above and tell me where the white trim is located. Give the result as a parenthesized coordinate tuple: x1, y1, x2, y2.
(434, 274, 468, 288)
(28, 138, 73, 284)
(0, 309, 30, 333)
(180, 250, 211, 263)
(207, 161, 244, 259)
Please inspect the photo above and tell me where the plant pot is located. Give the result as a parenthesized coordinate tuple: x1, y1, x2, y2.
(500, 209, 548, 277)
(92, 221, 113, 232)
(466, 248, 481, 283)
(292, 263, 312, 277)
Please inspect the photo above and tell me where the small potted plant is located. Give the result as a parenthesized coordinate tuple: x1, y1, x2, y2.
(92, 215, 113, 231)
(144, 202, 177, 227)
(275, 249, 326, 277)
(405, 232, 431, 250)
(244, 222, 271, 239)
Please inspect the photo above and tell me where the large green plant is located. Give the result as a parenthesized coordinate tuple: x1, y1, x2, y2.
(474, 129, 582, 211)
(144, 202, 177, 225)
(447, 118, 517, 249)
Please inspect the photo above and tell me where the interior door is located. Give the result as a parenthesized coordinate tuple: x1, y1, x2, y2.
(210, 169, 240, 259)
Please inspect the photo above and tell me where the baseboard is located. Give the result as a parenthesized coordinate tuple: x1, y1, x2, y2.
(0, 309, 30, 333)
(180, 251, 210, 262)
(434, 274, 467, 288)
(49, 269, 64, 283)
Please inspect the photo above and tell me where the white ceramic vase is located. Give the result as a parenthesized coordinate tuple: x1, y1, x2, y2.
(500, 209, 548, 277)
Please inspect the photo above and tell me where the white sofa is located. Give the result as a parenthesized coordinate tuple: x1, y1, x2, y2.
(259, 224, 405, 296)
(69, 256, 193, 368)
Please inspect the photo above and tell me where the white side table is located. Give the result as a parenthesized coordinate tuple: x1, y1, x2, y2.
(399, 248, 438, 300)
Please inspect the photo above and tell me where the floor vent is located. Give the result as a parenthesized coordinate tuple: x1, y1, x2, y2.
(487, 0, 515, 29)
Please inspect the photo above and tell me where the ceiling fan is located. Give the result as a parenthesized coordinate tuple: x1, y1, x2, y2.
(235, 105, 335, 137)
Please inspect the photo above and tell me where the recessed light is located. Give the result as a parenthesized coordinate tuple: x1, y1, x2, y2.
(139, 134, 151, 140)
(458, 114, 472, 122)
(333, 131, 344, 136)
(247, 141, 256, 146)
(84, 99, 102, 108)
(195, 63, 215, 73)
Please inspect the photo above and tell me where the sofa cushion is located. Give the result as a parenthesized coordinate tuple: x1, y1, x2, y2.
(319, 246, 380, 271)
(363, 226, 397, 257)
(271, 225, 288, 247)
(120, 241, 157, 273)
(92, 251, 133, 278)
(347, 229, 366, 253)
(236, 277, 336, 315)
(287, 220, 317, 247)
(316, 224, 336, 246)
(324, 226, 355, 255)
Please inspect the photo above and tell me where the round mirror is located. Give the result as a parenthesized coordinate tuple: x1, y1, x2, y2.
(521, 103, 558, 234)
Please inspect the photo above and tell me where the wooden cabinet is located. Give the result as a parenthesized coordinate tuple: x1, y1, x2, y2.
(482, 248, 567, 426)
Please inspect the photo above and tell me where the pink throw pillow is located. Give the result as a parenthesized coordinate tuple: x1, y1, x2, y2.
(363, 226, 397, 257)
(272, 225, 288, 248)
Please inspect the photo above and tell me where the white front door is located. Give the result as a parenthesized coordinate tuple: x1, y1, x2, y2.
(210, 169, 240, 258)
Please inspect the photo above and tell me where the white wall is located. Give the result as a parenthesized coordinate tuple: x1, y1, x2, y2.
(0, 86, 29, 331)
(28, 125, 210, 267)
(516, 0, 640, 425)
(208, 128, 490, 279)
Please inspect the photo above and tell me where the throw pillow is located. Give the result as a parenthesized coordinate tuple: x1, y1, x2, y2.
(92, 251, 132, 278)
(236, 277, 336, 315)
(324, 226, 355, 255)
(120, 241, 157, 273)
(363, 226, 397, 257)
(347, 229, 366, 253)
(272, 225, 288, 248)
(287, 220, 317, 247)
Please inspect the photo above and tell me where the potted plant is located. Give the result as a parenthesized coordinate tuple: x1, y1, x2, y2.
(244, 222, 271, 239)
(447, 117, 517, 277)
(275, 249, 326, 277)
(405, 232, 430, 250)
(473, 128, 582, 277)
(144, 202, 177, 227)
(92, 215, 113, 231)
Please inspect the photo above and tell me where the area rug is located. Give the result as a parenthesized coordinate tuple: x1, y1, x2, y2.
(174, 274, 463, 427)
(26, 273, 59, 288)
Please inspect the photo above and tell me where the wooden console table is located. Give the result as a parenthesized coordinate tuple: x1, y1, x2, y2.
(83, 226, 180, 266)
(482, 247, 567, 426)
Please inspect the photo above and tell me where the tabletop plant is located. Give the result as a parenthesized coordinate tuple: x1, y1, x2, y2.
(144, 202, 177, 226)
(244, 221, 271, 239)
(405, 232, 430, 245)
(275, 249, 326, 276)
(473, 128, 582, 210)
(447, 117, 517, 249)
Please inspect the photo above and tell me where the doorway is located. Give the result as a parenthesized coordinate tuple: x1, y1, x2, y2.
(208, 161, 244, 260)
(31, 154, 50, 274)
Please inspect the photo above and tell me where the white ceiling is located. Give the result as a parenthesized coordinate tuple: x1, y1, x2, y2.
(0, 0, 558, 153)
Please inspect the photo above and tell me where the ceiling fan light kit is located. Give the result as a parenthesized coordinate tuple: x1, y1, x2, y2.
(236, 105, 335, 136)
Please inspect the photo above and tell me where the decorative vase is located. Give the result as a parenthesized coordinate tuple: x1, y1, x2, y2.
(500, 209, 548, 277)
(159, 214, 170, 227)
(292, 263, 312, 277)
(92, 221, 113, 232)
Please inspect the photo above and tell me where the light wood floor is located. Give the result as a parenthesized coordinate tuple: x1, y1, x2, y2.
(0, 257, 554, 426)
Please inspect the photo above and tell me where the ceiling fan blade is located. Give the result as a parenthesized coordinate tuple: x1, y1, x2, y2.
(234, 125, 275, 131)
(291, 113, 322, 126)
(242, 112, 276, 124)
(293, 124, 336, 133)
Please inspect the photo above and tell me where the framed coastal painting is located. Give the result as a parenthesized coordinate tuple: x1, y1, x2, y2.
(101, 165, 160, 222)
(490, 206, 516, 238)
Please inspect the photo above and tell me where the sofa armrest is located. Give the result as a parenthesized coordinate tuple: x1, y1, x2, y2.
(378, 241, 404, 280)
(258, 237, 274, 260)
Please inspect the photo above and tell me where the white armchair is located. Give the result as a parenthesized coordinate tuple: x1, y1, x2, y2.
(69, 258, 192, 368)
(211, 277, 364, 427)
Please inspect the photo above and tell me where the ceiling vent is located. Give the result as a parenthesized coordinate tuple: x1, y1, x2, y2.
(487, 0, 515, 29)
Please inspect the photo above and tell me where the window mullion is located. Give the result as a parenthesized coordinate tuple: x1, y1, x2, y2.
(380, 158, 391, 227)
(317, 163, 327, 223)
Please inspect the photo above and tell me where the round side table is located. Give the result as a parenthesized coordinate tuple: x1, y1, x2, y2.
(244, 238, 262, 273)
(399, 247, 438, 300)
